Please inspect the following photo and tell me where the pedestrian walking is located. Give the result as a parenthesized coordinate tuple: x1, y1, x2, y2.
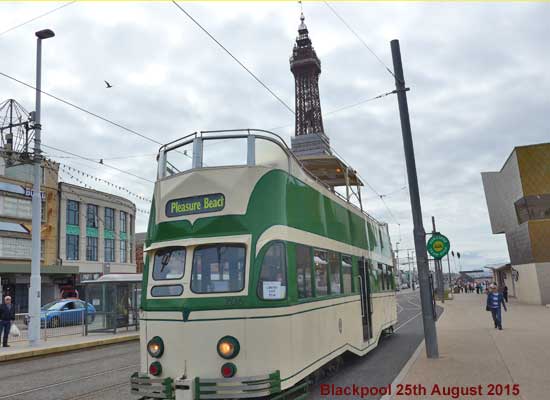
(503, 285, 509, 303)
(0, 295, 16, 347)
(486, 284, 507, 330)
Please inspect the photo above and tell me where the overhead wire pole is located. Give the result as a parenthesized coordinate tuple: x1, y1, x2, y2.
(28, 28, 55, 347)
(390, 39, 438, 358)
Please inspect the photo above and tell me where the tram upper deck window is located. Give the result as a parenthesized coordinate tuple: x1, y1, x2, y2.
(152, 247, 186, 280)
(191, 245, 246, 293)
(258, 242, 287, 300)
(314, 249, 329, 296)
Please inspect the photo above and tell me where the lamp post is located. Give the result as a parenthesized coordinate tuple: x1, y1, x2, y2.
(28, 28, 55, 346)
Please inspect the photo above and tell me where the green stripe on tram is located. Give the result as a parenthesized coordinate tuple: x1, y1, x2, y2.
(141, 169, 393, 312)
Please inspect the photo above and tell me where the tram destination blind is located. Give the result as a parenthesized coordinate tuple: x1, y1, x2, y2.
(166, 193, 225, 217)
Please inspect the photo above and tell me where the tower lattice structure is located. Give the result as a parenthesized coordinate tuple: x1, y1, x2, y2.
(290, 13, 331, 156)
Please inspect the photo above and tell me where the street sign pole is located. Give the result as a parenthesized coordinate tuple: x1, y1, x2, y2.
(391, 39, 438, 358)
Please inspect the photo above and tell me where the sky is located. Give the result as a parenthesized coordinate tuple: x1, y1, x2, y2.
(1, 1, 549, 272)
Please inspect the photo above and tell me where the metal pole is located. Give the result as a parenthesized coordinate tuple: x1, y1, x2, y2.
(431, 216, 444, 303)
(447, 254, 452, 288)
(28, 37, 43, 346)
(391, 39, 438, 358)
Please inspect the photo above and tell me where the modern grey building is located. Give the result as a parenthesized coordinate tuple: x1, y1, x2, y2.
(481, 143, 550, 305)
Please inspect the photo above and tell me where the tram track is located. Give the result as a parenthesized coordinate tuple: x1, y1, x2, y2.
(0, 364, 139, 399)
(64, 381, 129, 400)
(0, 346, 137, 380)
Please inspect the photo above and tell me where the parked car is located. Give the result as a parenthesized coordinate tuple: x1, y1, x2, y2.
(24, 299, 96, 328)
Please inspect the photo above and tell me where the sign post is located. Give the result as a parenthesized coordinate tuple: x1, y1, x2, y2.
(427, 229, 450, 303)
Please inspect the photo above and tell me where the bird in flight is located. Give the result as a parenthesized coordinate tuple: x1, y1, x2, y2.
(104, 80, 113, 88)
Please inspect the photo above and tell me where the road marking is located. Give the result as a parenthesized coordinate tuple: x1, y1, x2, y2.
(0, 364, 140, 399)
(396, 302, 404, 313)
(380, 340, 425, 400)
(394, 312, 422, 332)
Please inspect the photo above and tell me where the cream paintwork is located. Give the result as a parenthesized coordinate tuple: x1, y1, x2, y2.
(140, 293, 397, 394)
(146, 235, 252, 300)
(156, 166, 271, 225)
(256, 225, 393, 267)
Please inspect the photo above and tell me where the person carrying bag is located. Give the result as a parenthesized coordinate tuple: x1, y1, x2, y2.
(0, 295, 16, 347)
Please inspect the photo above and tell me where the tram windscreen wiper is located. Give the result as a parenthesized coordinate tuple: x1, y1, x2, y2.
(160, 253, 171, 273)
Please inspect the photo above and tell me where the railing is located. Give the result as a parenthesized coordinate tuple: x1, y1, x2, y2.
(7, 306, 139, 343)
(156, 129, 385, 227)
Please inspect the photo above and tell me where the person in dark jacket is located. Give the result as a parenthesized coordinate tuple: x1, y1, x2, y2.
(486, 284, 507, 330)
(0, 295, 16, 347)
(503, 285, 509, 303)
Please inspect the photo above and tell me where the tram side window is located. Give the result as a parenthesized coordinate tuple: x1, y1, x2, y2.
(387, 265, 394, 290)
(342, 255, 353, 294)
(378, 263, 385, 291)
(314, 249, 329, 296)
(258, 242, 287, 300)
(296, 244, 313, 299)
(153, 247, 186, 280)
(328, 251, 341, 294)
(191, 245, 246, 293)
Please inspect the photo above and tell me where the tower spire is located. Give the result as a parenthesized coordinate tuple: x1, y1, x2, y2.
(290, 9, 330, 156)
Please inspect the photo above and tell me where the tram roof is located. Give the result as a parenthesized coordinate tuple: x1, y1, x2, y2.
(297, 154, 363, 187)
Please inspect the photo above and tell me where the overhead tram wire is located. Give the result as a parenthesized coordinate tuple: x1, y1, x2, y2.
(0, 71, 163, 146)
(42, 143, 155, 184)
(323, 1, 399, 83)
(0, 1, 76, 38)
(171, 1, 295, 115)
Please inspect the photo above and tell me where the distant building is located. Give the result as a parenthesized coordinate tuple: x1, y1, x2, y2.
(59, 183, 137, 289)
(482, 142, 550, 304)
(457, 270, 494, 286)
(135, 232, 146, 274)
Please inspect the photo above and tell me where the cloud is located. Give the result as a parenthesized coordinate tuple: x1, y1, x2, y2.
(1, 1, 548, 271)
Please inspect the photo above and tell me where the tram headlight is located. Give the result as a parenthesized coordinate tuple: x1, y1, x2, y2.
(149, 361, 162, 376)
(147, 336, 164, 358)
(217, 336, 240, 359)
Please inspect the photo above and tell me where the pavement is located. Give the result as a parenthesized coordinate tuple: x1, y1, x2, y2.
(391, 293, 550, 400)
(0, 330, 139, 362)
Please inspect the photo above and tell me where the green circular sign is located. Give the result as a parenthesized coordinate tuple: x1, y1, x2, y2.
(427, 233, 450, 259)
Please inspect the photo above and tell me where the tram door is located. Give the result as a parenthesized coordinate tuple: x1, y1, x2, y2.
(358, 258, 373, 340)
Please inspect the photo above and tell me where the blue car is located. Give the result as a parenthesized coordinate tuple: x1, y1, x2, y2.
(25, 299, 96, 328)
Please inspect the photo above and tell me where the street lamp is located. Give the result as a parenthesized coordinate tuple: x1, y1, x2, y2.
(28, 28, 55, 346)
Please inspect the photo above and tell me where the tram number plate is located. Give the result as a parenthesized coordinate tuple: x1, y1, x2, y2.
(166, 193, 225, 217)
(224, 297, 244, 306)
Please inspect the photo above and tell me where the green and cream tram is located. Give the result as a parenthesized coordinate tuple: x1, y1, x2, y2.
(131, 129, 397, 400)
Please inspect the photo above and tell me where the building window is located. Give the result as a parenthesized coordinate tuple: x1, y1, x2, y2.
(258, 242, 287, 300)
(67, 200, 79, 226)
(515, 195, 550, 224)
(104, 238, 115, 262)
(314, 249, 329, 296)
(120, 211, 127, 233)
(130, 240, 134, 263)
(120, 240, 127, 263)
(129, 214, 134, 235)
(86, 204, 98, 228)
(86, 237, 98, 261)
(296, 244, 312, 299)
(342, 255, 353, 294)
(104, 208, 115, 231)
(328, 251, 341, 294)
(67, 234, 79, 260)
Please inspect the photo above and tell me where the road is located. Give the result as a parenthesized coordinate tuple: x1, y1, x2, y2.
(0, 291, 440, 400)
